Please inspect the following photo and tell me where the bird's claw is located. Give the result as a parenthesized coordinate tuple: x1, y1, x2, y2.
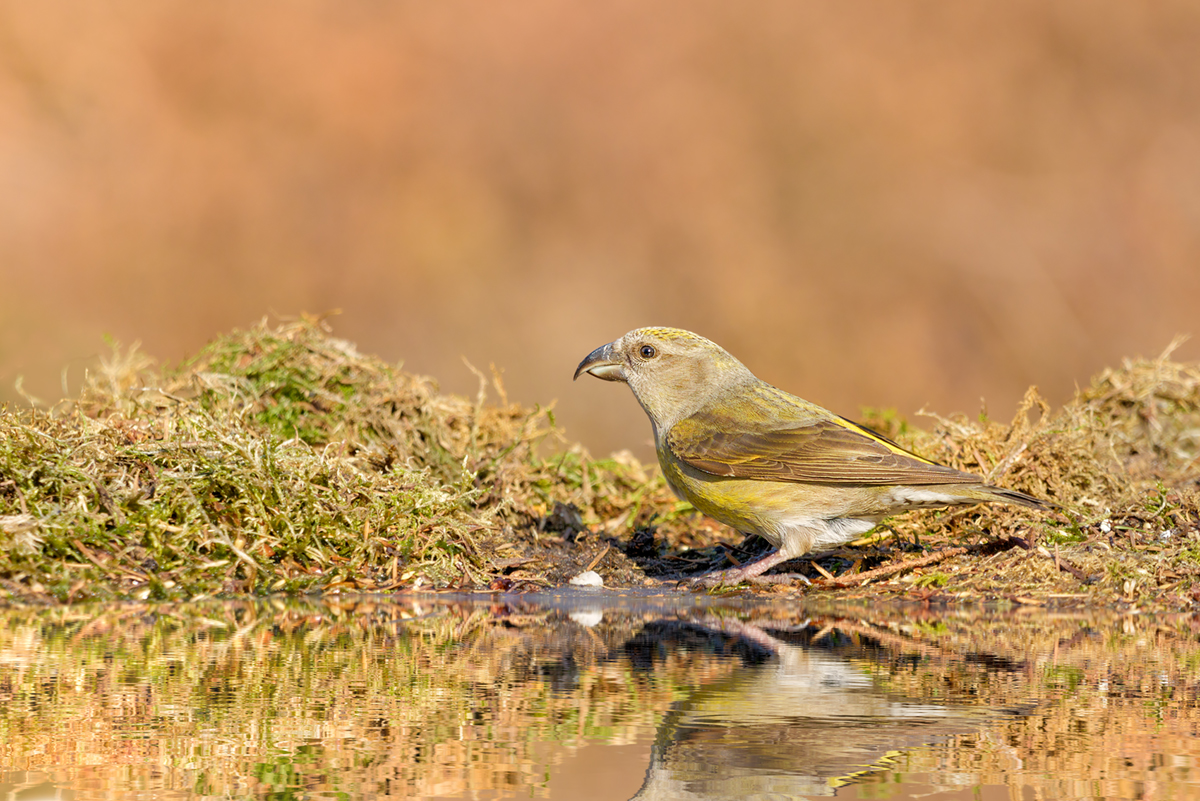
(686, 570, 811, 589)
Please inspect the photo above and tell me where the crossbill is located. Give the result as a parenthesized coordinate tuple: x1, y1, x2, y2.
(574, 327, 1053, 585)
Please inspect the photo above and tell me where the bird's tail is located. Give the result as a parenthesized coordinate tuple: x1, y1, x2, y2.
(982, 484, 1058, 511)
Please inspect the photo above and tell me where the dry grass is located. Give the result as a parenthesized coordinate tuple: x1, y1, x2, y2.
(1, 319, 1197, 606)
(0, 316, 574, 602)
(815, 337, 1200, 608)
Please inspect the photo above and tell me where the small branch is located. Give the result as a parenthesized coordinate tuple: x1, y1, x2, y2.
(820, 545, 974, 588)
(820, 533, 1092, 590)
(585, 544, 611, 572)
(1048, 543, 1094, 582)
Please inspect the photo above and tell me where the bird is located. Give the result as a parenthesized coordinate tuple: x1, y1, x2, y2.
(628, 617, 999, 799)
(574, 326, 1053, 586)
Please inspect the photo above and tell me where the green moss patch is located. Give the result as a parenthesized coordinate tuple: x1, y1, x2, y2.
(1, 320, 1197, 608)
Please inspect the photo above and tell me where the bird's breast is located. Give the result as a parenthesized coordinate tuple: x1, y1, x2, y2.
(656, 445, 788, 542)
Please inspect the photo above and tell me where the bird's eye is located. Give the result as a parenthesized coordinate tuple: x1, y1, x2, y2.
(639, 344, 657, 359)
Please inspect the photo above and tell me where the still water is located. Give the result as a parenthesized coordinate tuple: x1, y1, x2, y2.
(0, 591, 1196, 800)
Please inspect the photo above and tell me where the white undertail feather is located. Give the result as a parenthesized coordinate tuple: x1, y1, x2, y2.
(885, 487, 975, 508)
(773, 516, 878, 558)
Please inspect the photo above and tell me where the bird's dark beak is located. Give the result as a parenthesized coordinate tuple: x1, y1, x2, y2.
(574, 342, 627, 382)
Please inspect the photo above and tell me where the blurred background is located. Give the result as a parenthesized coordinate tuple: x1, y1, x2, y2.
(2, 1, 1198, 458)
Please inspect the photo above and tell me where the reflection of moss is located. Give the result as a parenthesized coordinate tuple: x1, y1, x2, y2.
(0, 599, 685, 799)
(1042, 665, 1086, 692)
(251, 748, 324, 801)
(2, 601, 1200, 798)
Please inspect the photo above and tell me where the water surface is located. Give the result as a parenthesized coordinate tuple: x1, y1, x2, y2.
(1, 592, 1196, 800)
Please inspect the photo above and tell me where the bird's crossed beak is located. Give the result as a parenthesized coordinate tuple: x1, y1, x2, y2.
(574, 342, 627, 382)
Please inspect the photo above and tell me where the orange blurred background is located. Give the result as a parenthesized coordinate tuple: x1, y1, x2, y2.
(2, 1, 1198, 458)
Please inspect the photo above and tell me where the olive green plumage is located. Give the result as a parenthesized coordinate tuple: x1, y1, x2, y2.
(574, 326, 1052, 585)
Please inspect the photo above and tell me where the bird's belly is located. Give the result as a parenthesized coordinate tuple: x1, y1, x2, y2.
(661, 456, 886, 554)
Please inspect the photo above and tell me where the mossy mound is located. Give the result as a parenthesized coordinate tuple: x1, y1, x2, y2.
(0, 318, 647, 602)
(1, 319, 1197, 607)
(809, 339, 1200, 608)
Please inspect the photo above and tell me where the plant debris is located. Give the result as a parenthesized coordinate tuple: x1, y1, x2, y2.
(1, 319, 1197, 608)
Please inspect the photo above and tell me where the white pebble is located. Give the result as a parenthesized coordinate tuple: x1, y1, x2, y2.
(569, 570, 604, 587)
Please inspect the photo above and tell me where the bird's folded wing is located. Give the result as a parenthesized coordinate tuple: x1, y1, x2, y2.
(666, 410, 980, 486)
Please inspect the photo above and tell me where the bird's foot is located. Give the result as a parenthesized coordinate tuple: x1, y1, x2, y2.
(749, 572, 812, 586)
(688, 567, 811, 589)
(686, 546, 809, 588)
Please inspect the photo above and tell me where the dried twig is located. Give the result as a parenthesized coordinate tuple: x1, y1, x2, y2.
(819, 544, 975, 588)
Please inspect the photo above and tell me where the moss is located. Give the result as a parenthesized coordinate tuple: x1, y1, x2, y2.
(0, 317, 642, 601)
(1, 319, 1198, 607)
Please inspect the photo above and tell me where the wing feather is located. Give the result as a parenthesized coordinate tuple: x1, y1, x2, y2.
(666, 401, 979, 487)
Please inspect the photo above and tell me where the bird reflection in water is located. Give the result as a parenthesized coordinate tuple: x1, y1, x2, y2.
(626, 618, 1010, 800)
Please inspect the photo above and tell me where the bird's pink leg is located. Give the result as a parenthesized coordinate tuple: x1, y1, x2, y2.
(691, 548, 810, 588)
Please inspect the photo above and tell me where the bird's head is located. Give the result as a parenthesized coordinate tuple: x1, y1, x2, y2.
(574, 327, 755, 430)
